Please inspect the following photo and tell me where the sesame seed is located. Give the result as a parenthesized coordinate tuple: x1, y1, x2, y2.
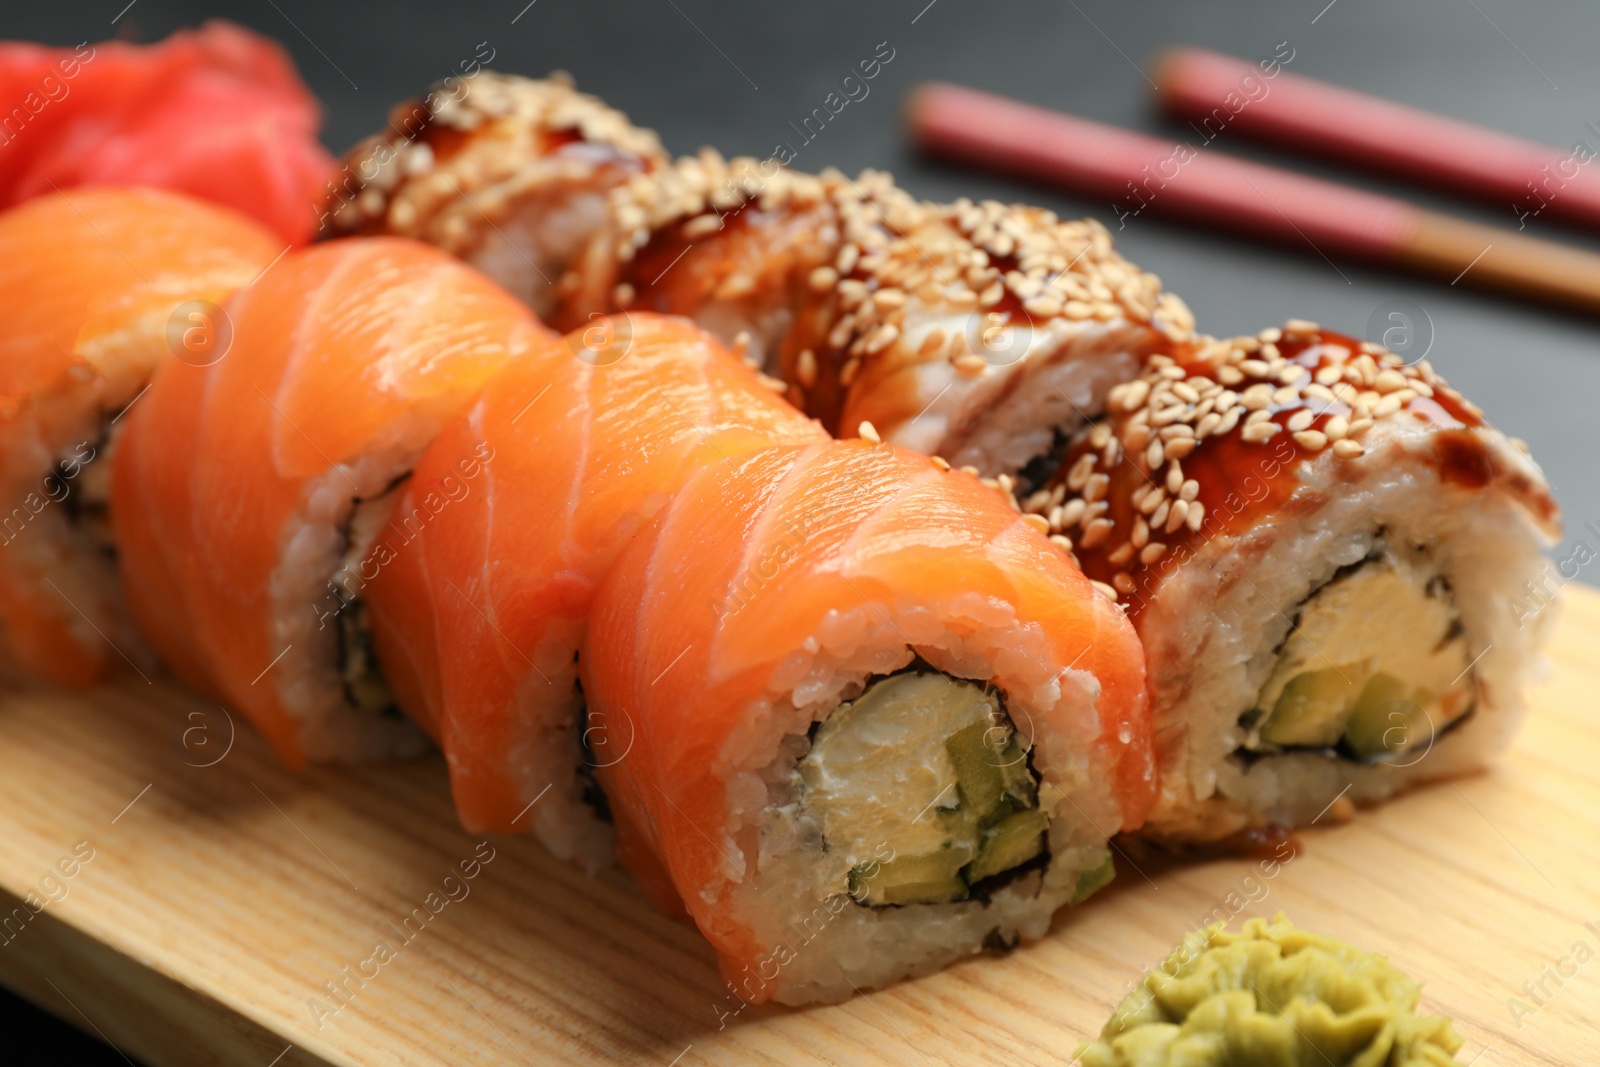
(1374, 369, 1408, 394)
(839, 358, 861, 386)
(1150, 500, 1169, 529)
(796, 348, 818, 388)
(1080, 518, 1113, 550)
(1092, 579, 1121, 600)
(1332, 439, 1364, 458)
(613, 282, 636, 308)
(1179, 478, 1199, 502)
(1115, 379, 1151, 412)
(863, 323, 901, 354)
(955, 354, 988, 375)
(1372, 393, 1403, 417)
(1066, 453, 1097, 492)
(1139, 487, 1165, 515)
(1131, 517, 1150, 548)
(1146, 439, 1164, 469)
(1241, 421, 1279, 443)
(808, 265, 839, 292)
(1293, 430, 1328, 451)
(931, 455, 951, 471)
(1110, 543, 1136, 566)
(1022, 513, 1051, 534)
(858, 420, 881, 444)
(1165, 500, 1188, 533)
(1112, 573, 1136, 595)
(1058, 497, 1087, 529)
(1323, 415, 1348, 441)
(1287, 409, 1315, 432)
(1186, 502, 1205, 532)
(1050, 534, 1074, 552)
(1084, 473, 1110, 503)
(1140, 542, 1167, 565)
(1284, 318, 1320, 337)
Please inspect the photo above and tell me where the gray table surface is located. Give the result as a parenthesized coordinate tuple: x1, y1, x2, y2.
(4, 0, 1596, 1061)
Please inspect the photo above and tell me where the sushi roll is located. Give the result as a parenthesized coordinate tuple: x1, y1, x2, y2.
(363, 313, 826, 868)
(0, 186, 280, 686)
(561, 154, 1194, 476)
(1019, 321, 1561, 846)
(111, 237, 549, 764)
(322, 71, 668, 319)
(333, 73, 1195, 475)
(581, 439, 1153, 1003)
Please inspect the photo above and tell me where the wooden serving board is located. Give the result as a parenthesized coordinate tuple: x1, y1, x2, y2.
(1, 587, 1596, 1067)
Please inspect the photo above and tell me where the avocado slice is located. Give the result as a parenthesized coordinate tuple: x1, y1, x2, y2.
(1071, 852, 1116, 904)
(1258, 664, 1360, 747)
(850, 845, 974, 906)
(945, 721, 1037, 821)
(1343, 672, 1435, 760)
(962, 809, 1049, 884)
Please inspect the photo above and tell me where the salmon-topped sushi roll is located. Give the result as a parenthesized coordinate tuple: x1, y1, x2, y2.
(582, 439, 1153, 1004)
(111, 237, 549, 764)
(0, 186, 280, 686)
(363, 313, 825, 868)
(1020, 321, 1560, 846)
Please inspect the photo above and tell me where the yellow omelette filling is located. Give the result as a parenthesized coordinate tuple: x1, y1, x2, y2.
(1249, 557, 1474, 762)
(798, 672, 1112, 907)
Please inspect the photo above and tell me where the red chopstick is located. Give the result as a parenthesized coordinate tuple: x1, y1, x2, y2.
(1155, 47, 1600, 233)
(906, 81, 1600, 315)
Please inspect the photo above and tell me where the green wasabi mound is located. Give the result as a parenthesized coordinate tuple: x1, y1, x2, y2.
(1080, 915, 1464, 1067)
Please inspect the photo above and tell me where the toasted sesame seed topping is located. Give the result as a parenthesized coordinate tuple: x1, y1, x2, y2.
(1018, 320, 1515, 609)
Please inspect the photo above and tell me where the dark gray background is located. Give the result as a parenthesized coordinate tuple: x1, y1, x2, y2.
(4, 0, 1596, 1060)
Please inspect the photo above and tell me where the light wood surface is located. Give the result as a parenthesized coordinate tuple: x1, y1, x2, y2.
(1, 586, 1597, 1066)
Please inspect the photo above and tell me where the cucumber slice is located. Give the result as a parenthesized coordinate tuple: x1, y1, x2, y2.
(962, 809, 1048, 884)
(1258, 664, 1361, 747)
(1071, 852, 1116, 904)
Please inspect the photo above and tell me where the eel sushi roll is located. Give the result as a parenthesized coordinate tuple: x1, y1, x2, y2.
(363, 313, 825, 868)
(112, 237, 549, 763)
(0, 186, 279, 686)
(1020, 321, 1561, 845)
(333, 72, 1195, 474)
(322, 70, 667, 318)
(581, 439, 1153, 1003)
(561, 155, 1194, 475)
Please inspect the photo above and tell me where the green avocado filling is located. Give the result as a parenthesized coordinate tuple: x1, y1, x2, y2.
(1079, 915, 1464, 1067)
(1248, 557, 1474, 763)
(801, 671, 1077, 907)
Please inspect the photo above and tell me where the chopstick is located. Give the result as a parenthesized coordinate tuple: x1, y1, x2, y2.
(906, 82, 1600, 316)
(1155, 47, 1600, 233)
